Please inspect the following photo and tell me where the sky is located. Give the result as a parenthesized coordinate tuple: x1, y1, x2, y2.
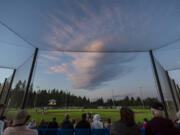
(0, 0, 180, 100)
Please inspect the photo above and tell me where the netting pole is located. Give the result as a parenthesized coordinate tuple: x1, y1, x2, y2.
(165, 71, 179, 111)
(21, 48, 38, 109)
(149, 50, 169, 118)
(4, 69, 16, 105)
(172, 79, 180, 104)
(0, 78, 7, 100)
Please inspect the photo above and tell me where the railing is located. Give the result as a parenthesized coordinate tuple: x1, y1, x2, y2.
(37, 127, 148, 135)
(37, 128, 110, 135)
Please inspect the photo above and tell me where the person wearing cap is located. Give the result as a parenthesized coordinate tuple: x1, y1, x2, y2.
(145, 102, 180, 135)
(3, 110, 38, 135)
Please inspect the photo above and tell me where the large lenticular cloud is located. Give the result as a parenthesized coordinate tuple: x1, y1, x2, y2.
(49, 41, 136, 90)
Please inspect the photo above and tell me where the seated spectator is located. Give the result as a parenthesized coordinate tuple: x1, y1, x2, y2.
(0, 104, 6, 135)
(27, 119, 37, 129)
(105, 118, 112, 128)
(142, 118, 148, 128)
(38, 118, 47, 128)
(87, 112, 93, 121)
(3, 110, 38, 135)
(146, 102, 180, 135)
(60, 113, 73, 129)
(48, 117, 58, 128)
(175, 111, 180, 128)
(110, 107, 141, 135)
(91, 114, 103, 129)
(7, 120, 13, 127)
(76, 113, 91, 129)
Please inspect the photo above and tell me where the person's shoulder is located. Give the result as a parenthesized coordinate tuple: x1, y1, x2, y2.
(3, 127, 15, 134)
(112, 120, 121, 125)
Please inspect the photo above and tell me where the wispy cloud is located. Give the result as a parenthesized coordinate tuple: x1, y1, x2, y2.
(40, 54, 60, 61)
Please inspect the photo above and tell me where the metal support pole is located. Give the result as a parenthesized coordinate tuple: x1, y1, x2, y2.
(21, 48, 38, 109)
(149, 50, 169, 118)
(0, 78, 7, 100)
(4, 69, 16, 105)
(172, 79, 180, 104)
(165, 71, 179, 111)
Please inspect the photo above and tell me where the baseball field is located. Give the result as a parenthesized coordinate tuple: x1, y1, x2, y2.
(7, 108, 152, 125)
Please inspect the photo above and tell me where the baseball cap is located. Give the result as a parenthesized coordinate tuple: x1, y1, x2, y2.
(150, 102, 164, 111)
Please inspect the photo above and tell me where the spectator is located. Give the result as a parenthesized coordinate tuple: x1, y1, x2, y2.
(91, 114, 103, 129)
(48, 117, 58, 128)
(7, 120, 13, 127)
(87, 112, 93, 121)
(0, 104, 6, 135)
(110, 107, 141, 135)
(60, 113, 73, 129)
(3, 110, 38, 135)
(146, 102, 180, 135)
(105, 118, 112, 128)
(76, 113, 91, 129)
(27, 119, 37, 129)
(175, 111, 180, 128)
(142, 118, 148, 128)
(38, 118, 47, 128)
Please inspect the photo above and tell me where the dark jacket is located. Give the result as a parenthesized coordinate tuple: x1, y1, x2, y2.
(60, 120, 74, 129)
(76, 120, 91, 129)
(146, 117, 180, 135)
(39, 122, 47, 128)
(48, 121, 58, 128)
(110, 120, 142, 135)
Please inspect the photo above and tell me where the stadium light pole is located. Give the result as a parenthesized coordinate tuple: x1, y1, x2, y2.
(139, 86, 145, 109)
(149, 50, 169, 118)
(21, 48, 39, 109)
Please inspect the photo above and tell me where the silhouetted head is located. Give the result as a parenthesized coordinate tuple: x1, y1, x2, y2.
(52, 117, 56, 121)
(65, 113, 70, 120)
(82, 113, 87, 120)
(120, 107, 135, 127)
(107, 118, 111, 124)
(144, 118, 148, 122)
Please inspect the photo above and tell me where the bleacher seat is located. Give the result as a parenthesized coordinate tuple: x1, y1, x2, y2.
(75, 128, 90, 135)
(140, 127, 145, 135)
(104, 128, 110, 135)
(37, 128, 46, 135)
(58, 129, 74, 135)
(37, 128, 111, 135)
(91, 129, 106, 135)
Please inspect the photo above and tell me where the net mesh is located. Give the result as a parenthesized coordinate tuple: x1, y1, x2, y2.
(7, 54, 34, 108)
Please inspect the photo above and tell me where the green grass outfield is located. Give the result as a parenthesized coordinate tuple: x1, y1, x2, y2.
(8, 108, 152, 124)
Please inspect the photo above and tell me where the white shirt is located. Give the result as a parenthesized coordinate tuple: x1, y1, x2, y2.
(91, 120, 103, 129)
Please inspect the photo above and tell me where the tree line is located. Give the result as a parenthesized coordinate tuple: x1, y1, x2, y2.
(0, 80, 158, 108)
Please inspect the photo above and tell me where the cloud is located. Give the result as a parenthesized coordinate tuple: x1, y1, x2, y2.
(40, 54, 60, 61)
(51, 63, 68, 73)
(48, 41, 137, 90)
